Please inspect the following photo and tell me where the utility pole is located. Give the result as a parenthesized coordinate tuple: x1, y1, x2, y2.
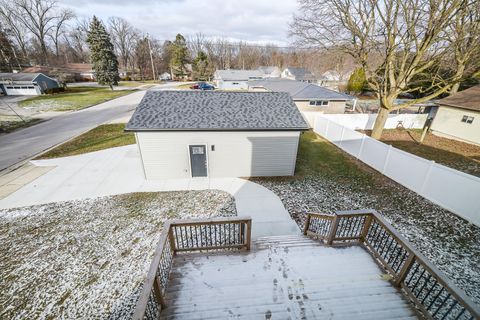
(147, 33, 156, 81)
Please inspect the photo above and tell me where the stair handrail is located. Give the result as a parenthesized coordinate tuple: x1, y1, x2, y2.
(304, 209, 480, 319)
(132, 216, 252, 320)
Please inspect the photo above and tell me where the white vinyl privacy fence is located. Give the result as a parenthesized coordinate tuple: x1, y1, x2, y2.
(302, 112, 428, 129)
(313, 115, 480, 227)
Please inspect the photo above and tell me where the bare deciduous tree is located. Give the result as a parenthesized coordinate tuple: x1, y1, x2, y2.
(290, 0, 478, 138)
(108, 17, 138, 70)
(49, 9, 75, 58)
(0, 1, 30, 59)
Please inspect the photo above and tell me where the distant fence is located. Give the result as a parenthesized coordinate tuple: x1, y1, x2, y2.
(313, 115, 480, 227)
(302, 112, 428, 130)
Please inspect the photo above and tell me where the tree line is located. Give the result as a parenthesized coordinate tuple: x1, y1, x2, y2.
(0, 0, 353, 81)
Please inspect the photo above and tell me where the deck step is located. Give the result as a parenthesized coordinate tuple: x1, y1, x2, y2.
(160, 234, 417, 319)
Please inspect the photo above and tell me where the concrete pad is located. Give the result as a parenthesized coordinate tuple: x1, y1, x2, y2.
(0, 145, 300, 238)
(0, 164, 55, 199)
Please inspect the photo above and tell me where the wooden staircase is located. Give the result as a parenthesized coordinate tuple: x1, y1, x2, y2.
(159, 235, 417, 319)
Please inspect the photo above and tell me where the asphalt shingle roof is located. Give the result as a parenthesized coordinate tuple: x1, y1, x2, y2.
(436, 85, 480, 112)
(248, 79, 352, 100)
(214, 69, 264, 81)
(0, 73, 40, 82)
(126, 90, 309, 131)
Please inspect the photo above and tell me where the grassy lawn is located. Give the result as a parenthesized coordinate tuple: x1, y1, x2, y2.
(0, 116, 42, 134)
(176, 83, 193, 89)
(371, 129, 480, 177)
(37, 124, 135, 159)
(116, 80, 162, 87)
(295, 130, 374, 184)
(18, 86, 136, 111)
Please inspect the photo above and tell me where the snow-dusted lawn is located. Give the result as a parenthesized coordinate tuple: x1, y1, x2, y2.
(253, 175, 480, 305)
(0, 190, 236, 319)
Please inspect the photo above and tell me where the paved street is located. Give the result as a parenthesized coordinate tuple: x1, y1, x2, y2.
(0, 82, 187, 172)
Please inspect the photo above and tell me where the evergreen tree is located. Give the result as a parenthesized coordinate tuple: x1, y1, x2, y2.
(169, 34, 189, 79)
(86, 16, 119, 89)
(192, 51, 211, 81)
(347, 68, 366, 93)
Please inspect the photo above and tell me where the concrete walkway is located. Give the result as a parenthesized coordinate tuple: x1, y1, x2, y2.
(0, 145, 299, 238)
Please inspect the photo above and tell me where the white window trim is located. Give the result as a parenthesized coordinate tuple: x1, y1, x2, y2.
(309, 100, 330, 107)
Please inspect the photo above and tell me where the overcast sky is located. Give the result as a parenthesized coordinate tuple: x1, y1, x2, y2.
(61, 0, 299, 45)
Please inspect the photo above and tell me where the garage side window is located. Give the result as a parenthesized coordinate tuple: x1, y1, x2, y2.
(309, 100, 329, 107)
(461, 115, 474, 124)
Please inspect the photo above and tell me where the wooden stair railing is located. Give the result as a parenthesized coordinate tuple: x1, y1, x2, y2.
(132, 216, 252, 320)
(304, 210, 480, 320)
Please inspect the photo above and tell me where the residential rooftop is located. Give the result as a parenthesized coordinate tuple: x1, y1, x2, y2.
(0, 72, 42, 82)
(249, 78, 352, 100)
(126, 90, 309, 131)
(214, 69, 264, 81)
(436, 85, 480, 112)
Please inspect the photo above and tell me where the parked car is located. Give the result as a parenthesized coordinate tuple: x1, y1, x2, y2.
(190, 82, 215, 90)
(198, 82, 215, 90)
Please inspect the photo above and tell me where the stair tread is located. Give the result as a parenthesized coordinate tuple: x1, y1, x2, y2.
(159, 235, 417, 319)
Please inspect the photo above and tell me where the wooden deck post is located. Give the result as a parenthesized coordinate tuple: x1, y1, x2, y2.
(393, 253, 416, 287)
(246, 220, 252, 251)
(153, 276, 167, 309)
(327, 215, 340, 245)
(303, 213, 311, 235)
(168, 226, 176, 255)
(360, 214, 373, 242)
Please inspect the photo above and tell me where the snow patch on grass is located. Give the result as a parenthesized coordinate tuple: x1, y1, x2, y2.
(0, 190, 236, 319)
(253, 176, 480, 305)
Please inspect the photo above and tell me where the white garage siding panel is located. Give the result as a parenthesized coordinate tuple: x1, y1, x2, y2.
(136, 131, 300, 179)
(4, 85, 40, 95)
(219, 81, 249, 90)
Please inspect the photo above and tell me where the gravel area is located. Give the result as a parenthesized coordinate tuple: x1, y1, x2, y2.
(253, 175, 480, 305)
(0, 190, 236, 320)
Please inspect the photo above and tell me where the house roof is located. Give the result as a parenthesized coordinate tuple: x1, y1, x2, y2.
(0, 72, 40, 82)
(248, 78, 352, 100)
(214, 69, 264, 81)
(284, 67, 317, 81)
(258, 66, 281, 77)
(125, 90, 309, 131)
(436, 85, 480, 112)
(22, 63, 94, 74)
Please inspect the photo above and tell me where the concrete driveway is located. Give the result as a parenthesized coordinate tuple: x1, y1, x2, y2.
(0, 145, 299, 238)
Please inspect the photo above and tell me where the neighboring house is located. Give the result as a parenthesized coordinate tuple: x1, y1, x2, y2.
(213, 70, 264, 90)
(281, 67, 317, 83)
(0, 73, 59, 95)
(159, 72, 171, 81)
(125, 90, 309, 179)
(430, 85, 480, 145)
(23, 63, 95, 82)
(248, 78, 352, 114)
(318, 70, 353, 91)
(258, 66, 281, 78)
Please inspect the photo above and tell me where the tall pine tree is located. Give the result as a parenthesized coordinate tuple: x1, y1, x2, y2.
(169, 34, 189, 79)
(192, 51, 211, 81)
(87, 16, 119, 89)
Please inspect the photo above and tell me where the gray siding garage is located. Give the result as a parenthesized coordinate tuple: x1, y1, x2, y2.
(0, 73, 59, 96)
(126, 91, 308, 179)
